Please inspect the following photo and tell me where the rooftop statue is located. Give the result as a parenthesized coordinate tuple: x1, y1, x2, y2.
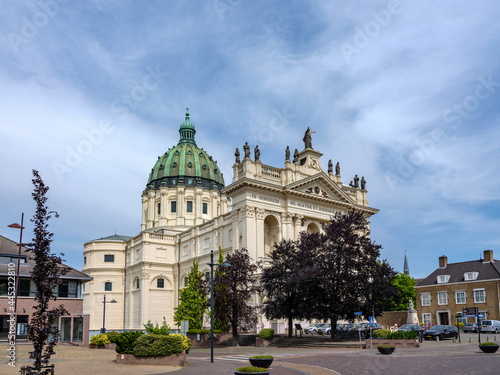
(243, 142, 250, 159)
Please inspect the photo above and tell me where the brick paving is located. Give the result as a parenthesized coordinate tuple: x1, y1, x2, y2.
(1, 334, 499, 375)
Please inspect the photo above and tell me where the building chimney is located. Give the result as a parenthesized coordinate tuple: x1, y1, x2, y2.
(439, 255, 448, 268)
(484, 250, 494, 263)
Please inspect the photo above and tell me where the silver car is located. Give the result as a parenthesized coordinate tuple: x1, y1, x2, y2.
(481, 320, 500, 333)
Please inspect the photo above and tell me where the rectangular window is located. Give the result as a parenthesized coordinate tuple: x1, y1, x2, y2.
(474, 289, 485, 303)
(437, 292, 448, 305)
(84, 256, 86, 265)
(157, 203, 161, 215)
(157, 278, 164, 288)
(422, 313, 432, 326)
(464, 272, 478, 281)
(136, 279, 140, 289)
(58, 282, 69, 298)
(171, 201, 177, 213)
(421, 293, 431, 306)
(104, 254, 114, 263)
(437, 275, 450, 284)
(203, 202, 208, 215)
(187, 201, 193, 213)
(105, 282, 112, 291)
(19, 279, 31, 297)
(455, 290, 466, 304)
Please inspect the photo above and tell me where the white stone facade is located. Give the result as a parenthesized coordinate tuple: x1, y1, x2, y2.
(82, 146, 377, 333)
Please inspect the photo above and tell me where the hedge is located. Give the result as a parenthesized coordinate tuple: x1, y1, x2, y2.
(114, 331, 145, 354)
(133, 334, 184, 356)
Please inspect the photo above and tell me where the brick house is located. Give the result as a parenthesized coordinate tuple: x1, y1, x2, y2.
(415, 250, 500, 328)
(0, 235, 92, 345)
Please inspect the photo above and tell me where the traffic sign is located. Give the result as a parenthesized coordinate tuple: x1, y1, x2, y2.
(462, 307, 478, 315)
(369, 316, 374, 326)
(354, 311, 363, 316)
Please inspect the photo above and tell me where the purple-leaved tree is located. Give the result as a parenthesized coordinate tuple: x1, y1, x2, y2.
(24, 170, 69, 374)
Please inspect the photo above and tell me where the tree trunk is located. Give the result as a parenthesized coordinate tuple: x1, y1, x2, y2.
(288, 316, 293, 337)
(330, 316, 338, 340)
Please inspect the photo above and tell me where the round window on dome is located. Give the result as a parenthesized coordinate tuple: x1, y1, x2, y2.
(202, 164, 207, 170)
(172, 162, 177, 168)
(187, 150, 192, 155)
(214, 168, 218, 174)
(188, 162, 192, 168)
(175, 150, 180, 155)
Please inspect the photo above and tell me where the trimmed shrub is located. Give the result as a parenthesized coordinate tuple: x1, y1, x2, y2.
(170, 333, 192, 351)
(250, 355, 273, 359)
(372, 329, 391, 339)
(479, 342, 499, 346)
(386, 330, 416, 340)
(114, 331, 145, 354)
(106, 330, 120, 343)
(236, 366, 268, 373)
(259, 328, 275, 340)
(133, 334, 184, 357)
(187, 328, 221, 334)
(90, 333, 110, 346)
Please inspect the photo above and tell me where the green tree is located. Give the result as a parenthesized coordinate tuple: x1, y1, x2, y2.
(174, 260, 207, 330)
(383, 273, 416, 311)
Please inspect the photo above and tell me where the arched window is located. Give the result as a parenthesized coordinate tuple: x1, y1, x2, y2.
(264, 215, 279, 255)
(157, 278, 164, 288)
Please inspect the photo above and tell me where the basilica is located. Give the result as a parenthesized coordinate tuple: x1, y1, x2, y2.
(82, 110, 378, 335)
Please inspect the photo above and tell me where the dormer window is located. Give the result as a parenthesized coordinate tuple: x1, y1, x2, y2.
(464, 272, 478, 281)
(437, 275, 450, 284)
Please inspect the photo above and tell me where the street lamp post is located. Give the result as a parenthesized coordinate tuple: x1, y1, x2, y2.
(208, 249, 231, 363)
(8, 213, 25, 343)
(101, 295, 117, 334)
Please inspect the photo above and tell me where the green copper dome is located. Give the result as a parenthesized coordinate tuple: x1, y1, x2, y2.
(145, 109, 224, 192)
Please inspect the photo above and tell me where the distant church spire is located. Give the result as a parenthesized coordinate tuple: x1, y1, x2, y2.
(403, 250, 410, 275)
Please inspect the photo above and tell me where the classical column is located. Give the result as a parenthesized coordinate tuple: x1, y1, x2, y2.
(147, 191, 155, 229)
(255, 208, 265, 260)
(293, 214, 304, 241)
(240, 205, 255, 258)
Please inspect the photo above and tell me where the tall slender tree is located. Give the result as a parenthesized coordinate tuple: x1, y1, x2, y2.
(214, 248, 258, 345)
(25, 170, 68, 374)
(174, 259, 207, 330)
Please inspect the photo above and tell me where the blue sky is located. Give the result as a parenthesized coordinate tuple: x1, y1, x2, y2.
(1, 0, 500, 279)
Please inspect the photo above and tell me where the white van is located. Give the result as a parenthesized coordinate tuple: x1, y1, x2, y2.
(481, 320, 500, 333)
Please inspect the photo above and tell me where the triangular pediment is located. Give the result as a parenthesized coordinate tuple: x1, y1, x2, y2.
(285, 172, 355, 205)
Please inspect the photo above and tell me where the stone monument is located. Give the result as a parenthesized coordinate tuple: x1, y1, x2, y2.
(406, 299, 419, 324)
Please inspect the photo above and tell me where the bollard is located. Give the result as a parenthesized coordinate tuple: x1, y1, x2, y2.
(436, 336, 439, 342)
(469, 337, 472, 343)
(453, 337, 457, 343)
(486, 336, 490, 342)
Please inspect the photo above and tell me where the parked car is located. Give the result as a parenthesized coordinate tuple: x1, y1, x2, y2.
(304, 323, 329, 335)
(462, 323, 479, 333)
(423, 325, 458, 340)
(350, 323, 382, 338)
(481, 320, 500, 333)
(398, 324, 425, 334)
(317, 324, 331, 335)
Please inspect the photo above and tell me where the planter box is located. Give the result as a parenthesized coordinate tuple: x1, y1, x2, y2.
(116, 352, 186, 366)
(249, 357, 273, 368)
(256, 337, 277, 347)
(479, 345, 499, 353)
(377, 346, 396, 355)
(365, 339, 420, 348)
(234, 371, 269, 375)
